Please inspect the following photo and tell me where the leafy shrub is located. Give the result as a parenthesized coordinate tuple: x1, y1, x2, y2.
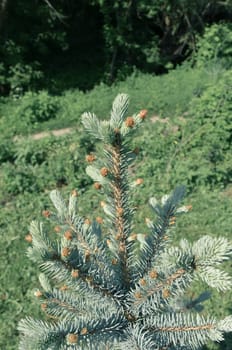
(0, 131, 95, 199)
(15, 90, 60, 126)
(8, 63, 43, 96)
(1, 163, 40, 195)
(36, 135, 92, 190)
(0, 38, 43, 95)
(126, 70, 232, 196)
(0, 139, 15, 164)
(195, 23, 232, 68)
(169, 70, 232, 190)
(14, 138, 52, 166)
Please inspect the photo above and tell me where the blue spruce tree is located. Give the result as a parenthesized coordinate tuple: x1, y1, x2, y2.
(18, 94, 232, 349)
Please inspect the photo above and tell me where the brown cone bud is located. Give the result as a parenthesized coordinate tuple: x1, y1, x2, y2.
(86, 154, 96, 163)
(96, 216, 103, 224)
(25, 234, 32, 243)
(134, 292, 142, 299)
(71, 269, 79, 278)
(117, 207, 124, 216)
(34, 290, 43, 298)
(80, 327, 88, 335)
(125, 116, 135, 127)
(41, 303, 47, 310)
(60, 285, 68, 291)
(64, 230, 72, 240)
(135, 178, 143, 185)
(94, 182, 102, 190)
(149, 270, 158, 279)
(100, 167, 109, 177)
(169, 216, 176, 225)
(115, 233, 121, 240)
(139, 109, 148, 119)
(42, 210, 51, 218)
(71, 189, 78, 197)
(186, 205, 192, 211)
(54, 226, 61, 233)
(128, 233, 137, 241)
(162, 289, 170, 298)
(139, 278, 147, 286)
(61, 247, 71, 257)
(67, 333, 78, 344)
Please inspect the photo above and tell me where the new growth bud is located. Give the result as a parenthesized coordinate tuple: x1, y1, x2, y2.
(42, 210, 51, 218)
(86, 154, 96, 162)
(125, 117, 135, 127)
(25, 234, 32, 243)
(71, 189, 78, 197)
(64, 230, 72, 240)
(67, 334, 78, 344)
(34, 290, 43, 298)
(100, 167, 109, 177)
(94, 182, 102, 190)
(135, 178, 143, 185)
(139, 109, 148, 119)
(61, 247, 71, 257)
(71, 269, 79, 278)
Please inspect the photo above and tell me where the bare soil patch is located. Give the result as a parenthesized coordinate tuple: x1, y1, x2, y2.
(13, 127, 74, 142)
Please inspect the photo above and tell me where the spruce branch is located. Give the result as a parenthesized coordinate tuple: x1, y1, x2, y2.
(163, 236, 232, 291)
(46, 189, 126, 298)
(142, 313, 225, 349)
(35, 287, 121, 323)
(19, 314, 127, 350)
(118, 326, 157, 350)
(192, 235, 232, 266)
(128, 186, 186, 281)
(110, 93, 130, 129)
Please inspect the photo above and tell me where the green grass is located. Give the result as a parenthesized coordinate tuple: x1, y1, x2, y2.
(0, 64, 231, 349)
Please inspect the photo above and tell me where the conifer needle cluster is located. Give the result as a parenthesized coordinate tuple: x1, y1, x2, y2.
(19, 94, 232, 349)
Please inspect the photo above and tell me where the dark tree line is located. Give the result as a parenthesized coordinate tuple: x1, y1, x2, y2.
(0, 0, 231, 93)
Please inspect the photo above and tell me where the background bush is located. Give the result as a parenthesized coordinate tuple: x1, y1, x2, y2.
(16, 91, 60, 123)
(173, 69, 232, 190)
(195, 23, 232, 69)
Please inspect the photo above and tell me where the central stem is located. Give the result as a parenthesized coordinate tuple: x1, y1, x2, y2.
(111, 133, 131, 289)
(113, 145, 124, 241)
